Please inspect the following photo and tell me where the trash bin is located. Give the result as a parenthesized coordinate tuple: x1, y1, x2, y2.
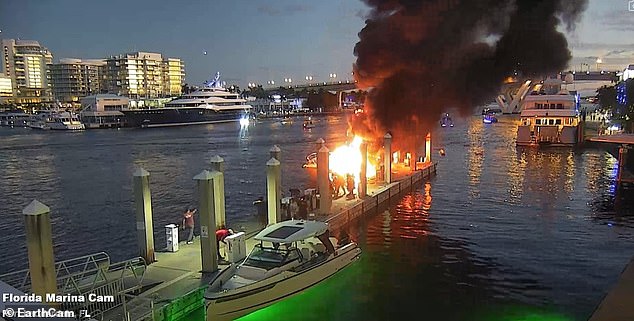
(225, 232, 247, 263)
(165, 224, 179, 252)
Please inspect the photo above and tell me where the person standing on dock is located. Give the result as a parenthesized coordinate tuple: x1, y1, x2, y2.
(346, 174, 355, 200)
(182, 207, 196, 244)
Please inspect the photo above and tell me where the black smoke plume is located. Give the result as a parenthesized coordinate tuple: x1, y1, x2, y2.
(353, 0, 588, 148)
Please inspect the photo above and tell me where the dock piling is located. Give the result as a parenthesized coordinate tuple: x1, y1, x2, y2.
(193, 170, 220, 273)
(317, 145, 332, 215)
(209, 155, 226, 229)
(384, 133, 392, 184)
(316, 138, 325, 152)
(266, 158, 282, 225)
(269, 145, 282, 213)
(359, 141, 368, 198)
(133, 167, 155, 263)
(23, 200, 57, 300)
(425, 132, 432, 163)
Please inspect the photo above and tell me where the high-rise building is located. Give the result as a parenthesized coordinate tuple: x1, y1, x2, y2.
(50, 58, 106, 104)
(1, 39, 54, 106)
(104, 52, 184, 99)
(163, 58, 185, 96)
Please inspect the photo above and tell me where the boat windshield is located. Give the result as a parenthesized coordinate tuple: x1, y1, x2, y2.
(243, 244, 297, 270)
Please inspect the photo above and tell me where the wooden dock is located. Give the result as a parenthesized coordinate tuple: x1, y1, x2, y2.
(102, 162, 437, 321)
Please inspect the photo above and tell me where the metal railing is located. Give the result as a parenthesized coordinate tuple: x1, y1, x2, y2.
(0, 253, 148, 320)
(0, 252, 111, 293)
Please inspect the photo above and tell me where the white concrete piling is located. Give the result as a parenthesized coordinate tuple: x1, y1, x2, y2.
(269, 145, 282, 211)
(193, 170, 220, 273)
(359, 141, 368, 198)
(317, 145, 332, 215)
(23, 200, 57, 299)
(210, 155, 226, 229)
(425, 132, 432, 163)
(133, 167, 155, 263)
(384, 133, 392, 184)
(266, 158, 282, 225)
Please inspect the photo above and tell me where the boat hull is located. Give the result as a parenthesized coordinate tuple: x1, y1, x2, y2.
(121, 107, 249, 128)
(205, 244, 361, 321)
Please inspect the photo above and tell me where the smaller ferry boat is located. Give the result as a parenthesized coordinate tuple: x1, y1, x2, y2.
(303, 117, 315, 129)
(204, 220, 361, 321)
(440, 113, 454, 127)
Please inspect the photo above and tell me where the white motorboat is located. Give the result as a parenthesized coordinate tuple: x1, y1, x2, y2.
(204, 220, 361, 321)
(30, 111, 85, 130)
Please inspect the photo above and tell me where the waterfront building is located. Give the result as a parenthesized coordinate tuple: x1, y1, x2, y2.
(50, 58, 106, 105)
(0, 75, 12, 104)
(79, 94, 129, 128)
(1, 39, 54, 107)
(104, 52, 184, 99)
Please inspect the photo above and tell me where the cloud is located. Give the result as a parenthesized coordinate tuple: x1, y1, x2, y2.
(257, 4, 311, 16)
(595, 8, 634, 31)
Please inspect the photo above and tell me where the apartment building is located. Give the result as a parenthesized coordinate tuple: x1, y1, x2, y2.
(1, 39, 53, 106)
(104, 52, 184, 99)
(50, 58, 106, 104)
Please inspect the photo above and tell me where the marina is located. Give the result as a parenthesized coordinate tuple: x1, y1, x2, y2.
(1, 115, 633, 321)
(3, 1, 634, 320)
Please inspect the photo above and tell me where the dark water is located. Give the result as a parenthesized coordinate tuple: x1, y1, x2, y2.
(1, 115, 633, 321)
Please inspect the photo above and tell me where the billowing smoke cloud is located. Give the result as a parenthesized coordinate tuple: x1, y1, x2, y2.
(352, 0, 588, 149)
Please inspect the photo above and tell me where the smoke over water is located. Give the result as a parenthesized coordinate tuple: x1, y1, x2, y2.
(352, 0, 588, 149)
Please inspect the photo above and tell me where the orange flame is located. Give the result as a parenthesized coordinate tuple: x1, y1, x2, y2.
(329, 136, 377, 189)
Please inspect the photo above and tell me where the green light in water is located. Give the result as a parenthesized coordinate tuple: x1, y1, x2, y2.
(475, 305, 576, 321)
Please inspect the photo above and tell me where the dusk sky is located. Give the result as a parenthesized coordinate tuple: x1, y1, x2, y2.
(1, 0, 633, 87)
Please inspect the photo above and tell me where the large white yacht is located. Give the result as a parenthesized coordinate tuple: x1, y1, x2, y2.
(516, 77, 580, 146)
(204, 220, 361, 321)
(121, 73, 252, 128)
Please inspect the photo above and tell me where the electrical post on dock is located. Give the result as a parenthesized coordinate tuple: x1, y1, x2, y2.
(133, 167, 155, 264)
(266, 158, 282, 225)
(23, 200, 57, 299)
(194, 170, 220, 273)
(210, 155, 226, 229)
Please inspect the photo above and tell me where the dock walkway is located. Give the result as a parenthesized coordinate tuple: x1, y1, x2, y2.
(103, 162, 436, 321)
(589, 258, 634, 321)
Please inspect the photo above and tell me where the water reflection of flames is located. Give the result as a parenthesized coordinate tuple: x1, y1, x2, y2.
(329, 136, 377, 187)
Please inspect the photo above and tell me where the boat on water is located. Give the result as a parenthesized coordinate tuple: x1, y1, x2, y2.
(204, 220, 361, 321)
(483, 112, 498, 124)
(440, 113, 454, 127)
(121, 72, 252, 128)
(0, 111, 30, 127)
(516, 77, 580, 146)
(303, 117, 315, 129)
(29, 111, 85, 130)
(302, 152, 317, 168)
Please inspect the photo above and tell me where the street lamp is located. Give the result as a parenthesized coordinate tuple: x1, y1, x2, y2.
(329, 73, 337, 83)
(284, 78, 292, 88)
(267, 80, 275, 86)
(596, 58, 602, 71)
(305, 75, 313, 85)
